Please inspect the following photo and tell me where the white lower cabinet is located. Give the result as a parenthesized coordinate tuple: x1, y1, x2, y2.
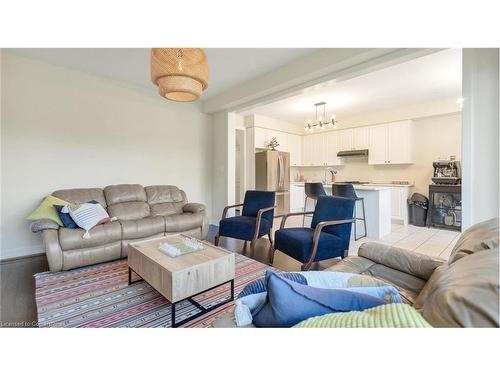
(290, 184, 305, 212)
(390, 186, 410, 225)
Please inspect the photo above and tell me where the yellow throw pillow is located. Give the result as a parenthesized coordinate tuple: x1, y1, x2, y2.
(27, 195, 71, 226)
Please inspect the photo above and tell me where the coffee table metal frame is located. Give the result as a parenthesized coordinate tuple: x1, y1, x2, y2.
(128, 267, 234, 328)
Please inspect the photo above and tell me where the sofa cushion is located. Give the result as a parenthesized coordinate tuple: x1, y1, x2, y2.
(53, 188, 107, 207)
(417, 248, 499, 328)
(275, 227, 345, 263)
(326, 256, 427, 305)
(145, 185, 186, 204)
(183, 203, 206, 213)
(448, 218, 499, 264)
(107, 202, 150, 220)
(358, 242, 444, 280)
(120, 216, 165, 240)
(146, 185, 186, 216)
(59, 221, 122, 251)
(104, 184, 146, 205)
(150, 202, 184, 216)
(164, 212, 204, 233)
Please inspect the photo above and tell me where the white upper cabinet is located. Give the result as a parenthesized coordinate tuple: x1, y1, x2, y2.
(268, 129, 288, 151)
(352, 127, 370, 150)
(368, 124, 388, 165)
(302, 133, 326, 166)
(368, 120, 413, 165)
(288, 134, 302, 166)
(337, 129, 354, 151)
(254, 127, 269, 149)
(387, 121, 412, 164)
(325, 131, 344, 166)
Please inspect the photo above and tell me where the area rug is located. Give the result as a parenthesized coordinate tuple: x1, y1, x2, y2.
(35, 254, 270, 327)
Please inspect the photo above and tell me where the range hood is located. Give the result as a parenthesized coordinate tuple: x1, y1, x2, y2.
(337, 149, 369, 157)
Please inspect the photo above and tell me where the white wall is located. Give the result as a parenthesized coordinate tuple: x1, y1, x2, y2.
(296, 113, 462, 196)
(0, 52, 213, 259)
(461, 48, 499, 228)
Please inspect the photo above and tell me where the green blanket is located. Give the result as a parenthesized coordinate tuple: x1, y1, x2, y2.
(294, 303, 432, 328)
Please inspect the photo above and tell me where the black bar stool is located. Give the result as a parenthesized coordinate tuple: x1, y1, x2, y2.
(332, 183, 367, 240)
(303, 182, 327, 226)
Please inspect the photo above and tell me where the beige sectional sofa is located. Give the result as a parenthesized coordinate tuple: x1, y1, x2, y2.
(31, 184, 209, 271)
(327, 218, 499, 327)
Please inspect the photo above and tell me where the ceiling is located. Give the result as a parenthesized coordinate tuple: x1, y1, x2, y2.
(245, 49, 462, 124)
(7, 48, 318, 99)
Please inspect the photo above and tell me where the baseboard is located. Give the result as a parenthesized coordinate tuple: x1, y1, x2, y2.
(0, 245, 45, 262)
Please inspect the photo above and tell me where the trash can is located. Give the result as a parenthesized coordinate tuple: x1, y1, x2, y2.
(407, 193, 428, 227)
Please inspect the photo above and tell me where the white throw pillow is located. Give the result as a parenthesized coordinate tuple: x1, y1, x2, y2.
(62, 203, 110, 238)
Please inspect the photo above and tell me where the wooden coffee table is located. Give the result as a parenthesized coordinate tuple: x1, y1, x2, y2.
(127, 234, 235, 327)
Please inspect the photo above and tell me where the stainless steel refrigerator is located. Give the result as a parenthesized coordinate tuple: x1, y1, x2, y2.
(255, 150, 290, 216)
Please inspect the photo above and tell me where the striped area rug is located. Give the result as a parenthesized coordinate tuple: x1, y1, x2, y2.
(35, 254, 270, 328)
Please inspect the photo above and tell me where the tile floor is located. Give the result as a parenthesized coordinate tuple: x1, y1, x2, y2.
(209, 216, 461, 272)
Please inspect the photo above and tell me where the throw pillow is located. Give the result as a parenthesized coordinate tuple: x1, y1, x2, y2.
(27, 195, 71, 226)
(53, 200, 99, 229)
(252, 271, 386, 328)
(62, 202, 110, 238)
(239, 271, 401, 302)
(294, 303, 432, 328)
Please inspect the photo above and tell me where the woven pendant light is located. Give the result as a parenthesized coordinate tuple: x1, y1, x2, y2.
(151, 48, 208, 102)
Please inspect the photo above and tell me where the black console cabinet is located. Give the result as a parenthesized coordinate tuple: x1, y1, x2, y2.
(428, 184, 462, 231)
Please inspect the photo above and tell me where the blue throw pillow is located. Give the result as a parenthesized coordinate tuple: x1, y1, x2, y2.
(239, 272, 307, 298)
(53, 200, 99, 229)
(252, 270, 387, 328)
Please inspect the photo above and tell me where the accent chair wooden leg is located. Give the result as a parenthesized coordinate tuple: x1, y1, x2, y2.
(269, 244, 276, 265)
(242, 241, 247, 254)
(214, 233, 220, 246)
(301, 262, 313, 271)
(267, 233, 274, 265)
(250, 240, 256, 259)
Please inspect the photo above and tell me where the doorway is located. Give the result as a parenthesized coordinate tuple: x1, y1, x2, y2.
(235, 128, 245, 205)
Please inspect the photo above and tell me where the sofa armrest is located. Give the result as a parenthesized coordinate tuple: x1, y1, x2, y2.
(30, 219, 60, 233)
(183, 203, 206, 214)
(358, 242, 445, 281)
(41, 229, 63, 271)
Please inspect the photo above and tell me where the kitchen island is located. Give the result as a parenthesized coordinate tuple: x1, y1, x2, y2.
(291, 182, 394, 240)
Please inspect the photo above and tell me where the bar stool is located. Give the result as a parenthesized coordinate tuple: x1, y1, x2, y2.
(303, 182, 327, 226)
(332, 183, 367, 240)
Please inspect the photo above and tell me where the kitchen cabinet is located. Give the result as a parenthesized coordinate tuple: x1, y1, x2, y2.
(290, 184, 305, 212)
(337, 129, 354, 151)
(390, 186, 410, 225)
(336, 127, 369, 151)
(325, 131, 343, 166)
(254, 127, 269, 149)
(353, 127, 370, 150)
(369, 121, 412, 165)
(302, 133, 326, 166)
(268, 129, 288, 151)
(288, 134, 302, 166)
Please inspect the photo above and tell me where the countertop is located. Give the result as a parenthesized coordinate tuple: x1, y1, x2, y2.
(290, 182, 396, 191)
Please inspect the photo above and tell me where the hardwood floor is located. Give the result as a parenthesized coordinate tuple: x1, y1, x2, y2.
(0, 254, 47, 327)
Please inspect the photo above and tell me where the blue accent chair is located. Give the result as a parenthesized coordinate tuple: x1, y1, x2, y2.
(215, 190, 276, 258)
(271, 195, 355, 270)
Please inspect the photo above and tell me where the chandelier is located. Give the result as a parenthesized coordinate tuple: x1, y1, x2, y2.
(304, 102, 338, 132)
(151, 48, 208, 102)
